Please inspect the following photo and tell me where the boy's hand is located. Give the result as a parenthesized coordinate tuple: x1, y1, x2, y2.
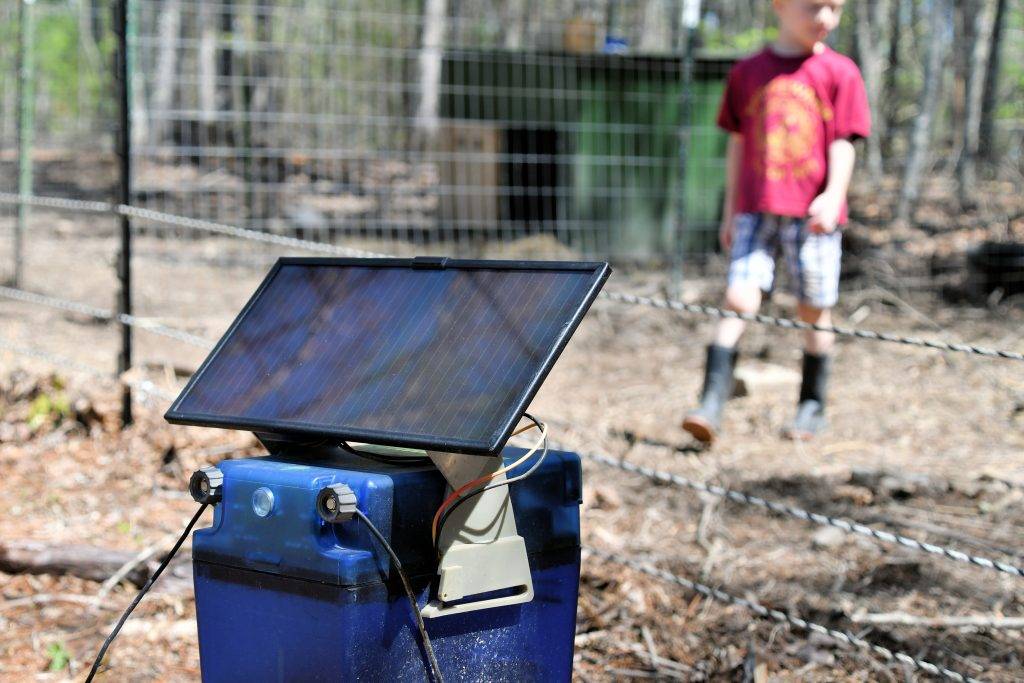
(807, 191, 842, 234)
(719, 216, 734, 251)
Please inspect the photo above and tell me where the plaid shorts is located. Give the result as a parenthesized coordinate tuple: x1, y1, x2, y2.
(727, 213, 842, 308)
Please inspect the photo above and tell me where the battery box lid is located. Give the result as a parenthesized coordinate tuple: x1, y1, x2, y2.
(191, 447, 582, 586)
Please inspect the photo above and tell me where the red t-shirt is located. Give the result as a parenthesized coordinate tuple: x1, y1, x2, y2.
(717, 45, 871, 224)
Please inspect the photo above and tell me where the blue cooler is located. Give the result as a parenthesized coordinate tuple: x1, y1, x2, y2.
(191, 447, 582, 682)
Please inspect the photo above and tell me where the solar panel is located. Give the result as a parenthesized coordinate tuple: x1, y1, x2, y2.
(166, 257, 610, 455)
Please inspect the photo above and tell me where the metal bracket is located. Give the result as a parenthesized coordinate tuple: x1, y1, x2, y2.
(421, 451, 534, 618)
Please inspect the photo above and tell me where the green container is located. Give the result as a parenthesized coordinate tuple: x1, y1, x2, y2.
(441, 50, 737, 260)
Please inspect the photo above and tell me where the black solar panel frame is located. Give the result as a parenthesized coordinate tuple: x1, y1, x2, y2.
(165, 257, 610, 456)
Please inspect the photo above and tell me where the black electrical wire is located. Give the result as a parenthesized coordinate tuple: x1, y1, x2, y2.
(354, 508, 444, 683)
(433, 415, 548, 556)
(85, 503, 209, 683)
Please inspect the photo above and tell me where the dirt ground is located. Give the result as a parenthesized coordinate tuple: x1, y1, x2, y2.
(2, 210, 1024, 681)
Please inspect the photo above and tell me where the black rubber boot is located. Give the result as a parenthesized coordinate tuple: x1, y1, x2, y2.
(682, 345, 738, 444)
(787, 352, 831, 440)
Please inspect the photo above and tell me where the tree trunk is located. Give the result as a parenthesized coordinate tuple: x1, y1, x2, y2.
(908, 0, 920, 65)
(957, 0, 997, 204)
(897, 0, 948, 224)
(415, 0, 447, 137)
(197, 0, 217, 122)
(604, 0, 618, 43)
(639, 0, 671, 53)
(948, 0, 972, 169)
(503, 2, 525, 49)
(242, 2, 277, 223)
(218, 0, 235, 164)
(753, 0, 767, 34)
(77, 0, 101, 68)
(127, 2, 148, 149)
(978, 0, 1007, 162)
(854, 0, 890, 179)
(151, 0, 181, 144)
(882, 0, 901, 157)
(89, 0, 105, 47)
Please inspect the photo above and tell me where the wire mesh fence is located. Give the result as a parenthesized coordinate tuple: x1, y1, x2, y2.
(125, 0, 735, 262)
(0, 0, 1022, 290)
(0, 0, 739, 269)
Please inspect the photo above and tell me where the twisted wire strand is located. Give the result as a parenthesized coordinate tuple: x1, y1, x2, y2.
(118, 204, 386, 258)
(0, 285, 215, 349)
(0, 192, 385, 258)
(584, 546, 982, 683)
(598, 290, 1024, 362)
(0, 336, 177, 403)
(573, 444, 1024, 579)
(3, 191, 1021, 361)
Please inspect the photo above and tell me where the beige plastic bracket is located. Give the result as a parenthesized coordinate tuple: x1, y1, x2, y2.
(420, 451, 534, 618)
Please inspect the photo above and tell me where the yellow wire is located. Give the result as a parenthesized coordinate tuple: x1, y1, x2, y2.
(510, 420, 539, 437)
(491, 420, 547, 481)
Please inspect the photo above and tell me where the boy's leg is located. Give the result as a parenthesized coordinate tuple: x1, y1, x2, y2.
(787, 303, 832, 439)
(782, 219, 842, 439)
(713, 284, 763, 348)
(683, 284, 762, 442)
(797, 302, 834, 354)
(683, 214, 774, 443)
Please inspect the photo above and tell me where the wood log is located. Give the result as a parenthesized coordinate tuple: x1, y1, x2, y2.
(0, 540, 151, 586)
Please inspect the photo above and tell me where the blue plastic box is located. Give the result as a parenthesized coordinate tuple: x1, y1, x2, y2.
(191, 447, 583, 682)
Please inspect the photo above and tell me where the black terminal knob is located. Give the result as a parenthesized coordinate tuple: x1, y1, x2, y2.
(189, 466, 224, 504)
(317, 483, 358, 523)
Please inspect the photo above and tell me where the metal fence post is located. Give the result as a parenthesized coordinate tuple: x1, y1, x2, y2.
(14, 0, 36, 288)
(115, 0, 133, 426)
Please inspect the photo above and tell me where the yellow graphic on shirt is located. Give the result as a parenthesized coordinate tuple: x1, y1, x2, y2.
(744, 78, 832, 182)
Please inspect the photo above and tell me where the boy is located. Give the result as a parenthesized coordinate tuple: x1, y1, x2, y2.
(682, 0, 870, 443)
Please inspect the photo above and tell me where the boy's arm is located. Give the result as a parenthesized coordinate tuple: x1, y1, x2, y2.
(719, 133, 743, 250)
(807, 138, 856, 234)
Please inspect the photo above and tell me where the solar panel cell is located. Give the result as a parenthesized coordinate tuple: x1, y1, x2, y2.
(166, 258, 609, 455)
